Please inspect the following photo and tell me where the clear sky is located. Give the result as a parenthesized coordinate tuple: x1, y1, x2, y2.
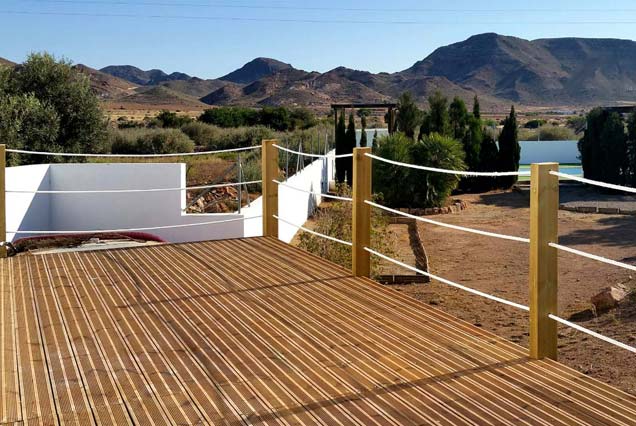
(2, 0, 636, 79)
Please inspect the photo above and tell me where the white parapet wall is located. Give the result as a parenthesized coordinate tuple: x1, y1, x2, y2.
(6, 163, 244, 243)
(243, 151, 335, 243)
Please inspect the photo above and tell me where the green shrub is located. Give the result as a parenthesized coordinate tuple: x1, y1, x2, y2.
(109, 128, 194, 155)
(524, 119, 546, 129)
(373, 132, 466, 208)
(155, 110, 192, 128)
(198, 106, 316, 131)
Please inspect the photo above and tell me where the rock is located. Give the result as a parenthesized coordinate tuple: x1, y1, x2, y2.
(591, 284, 631, 312)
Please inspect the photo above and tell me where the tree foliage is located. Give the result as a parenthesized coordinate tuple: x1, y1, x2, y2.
(199, 106, 316, 131)
(373, 132, 466, 208)
(0, 53, 107, 164)
(396, 92, 422, 140)
(497, 106, 520, 188)
(335, 111, 347, 183)
(110, 128, 195, 155)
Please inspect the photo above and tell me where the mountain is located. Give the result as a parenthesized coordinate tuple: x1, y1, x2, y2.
(73, 64, 137, 98)
(159, 78, 235, 99)
(0, 57, 15, 67)
(116, 85, 207, 109)
(100, 65, 191, 86)
(402, 33, 636, 105)
(219, 57, 293, 84)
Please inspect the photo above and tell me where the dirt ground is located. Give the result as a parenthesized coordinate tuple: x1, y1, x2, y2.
(391, 189, 636, 395)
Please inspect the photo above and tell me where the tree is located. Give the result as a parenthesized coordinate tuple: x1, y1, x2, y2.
(155, 110, 192, 128)
(498, 106, 520, 188)
(627, 111, 636, 186)
(449, 97, 468, 141)
(472, 95, 481, 120)
(372, 129, 379, 148)
(475, 132, 500, 191)
(1, 53, 107, 163)
(373, 133, 466, 208)
(423, 91, 449, 137)
(344, 112, 357, 183)
(335, 112, 347, 183)
(599, 112, 627, 185)
(396, 92, 422, 140)
(357, 108, 370, 147)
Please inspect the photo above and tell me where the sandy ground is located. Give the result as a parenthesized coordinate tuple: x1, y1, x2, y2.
(390, 189, 636, 395)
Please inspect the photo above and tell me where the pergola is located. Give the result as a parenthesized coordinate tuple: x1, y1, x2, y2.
(331, 102, 398, 136)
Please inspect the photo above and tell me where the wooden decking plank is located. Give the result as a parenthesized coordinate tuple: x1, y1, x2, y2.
(123, 243, 382, 423)
(1, 258, 21, 424)
(243, 238, 636, 424)
(3, 237, 636, 425)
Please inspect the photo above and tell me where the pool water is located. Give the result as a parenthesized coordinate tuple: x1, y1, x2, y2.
(517, 165, 582, 181)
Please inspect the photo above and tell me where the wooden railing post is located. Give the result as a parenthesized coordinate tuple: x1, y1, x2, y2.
(352, 147, 372, 277)
(262, 139, 279, 238)
(0, 145, 6, 258)
(529, 162, 559, 360)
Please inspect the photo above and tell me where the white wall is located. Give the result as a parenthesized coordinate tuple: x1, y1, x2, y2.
(6, 163, 243, 243)
(6, 164, 51, 241)
(243, 151, 335, 243)
(519, 140, 580, 164)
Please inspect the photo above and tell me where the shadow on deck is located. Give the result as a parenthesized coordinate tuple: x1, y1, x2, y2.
(2, 237, 636, 425)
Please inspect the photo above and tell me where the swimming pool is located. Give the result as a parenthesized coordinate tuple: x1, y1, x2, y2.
(518, 165, 582, 181)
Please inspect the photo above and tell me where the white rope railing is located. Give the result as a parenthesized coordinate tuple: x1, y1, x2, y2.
(273, 180, 353, 201)
(365, 200, 530, 243)
(549, 242, 636, 272)
(7, 215, 261, 235)
(365, 247, 530, 311)
(366, 153, 530, 177)
(6, 145, 261, 157)
(548, 314, 636, 354)
(273, 215, 353, 246)
(5, 180, 262, 194)
(272, 144, 353, 159)
(550, 171, 636, 194)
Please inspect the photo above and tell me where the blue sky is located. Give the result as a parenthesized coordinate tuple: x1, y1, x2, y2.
(2, 0, 636, 79)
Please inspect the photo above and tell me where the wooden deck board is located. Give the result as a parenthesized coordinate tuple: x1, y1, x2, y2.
(2, 237, 636, 425)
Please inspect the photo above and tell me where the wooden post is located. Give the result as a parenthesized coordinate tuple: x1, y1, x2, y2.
(0, 145, 6, 258)
(352, 147, 372, 277)
(529, 162, 559, 360)
(262, 139, 279, 238)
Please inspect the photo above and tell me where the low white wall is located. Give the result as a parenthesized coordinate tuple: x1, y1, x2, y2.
(6, 164, 51, 241)
(6, 163, 244, 243)
(243, 150, 335, 243)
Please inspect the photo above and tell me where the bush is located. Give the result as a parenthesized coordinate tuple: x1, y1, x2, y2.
(524, 119, 546, 129)
(198, 106, 316, 131)
(109, 128, 195, 155)
(155, 110, 192, 128)
(199, 107, 259, 128)
(373, 132, 466, 208)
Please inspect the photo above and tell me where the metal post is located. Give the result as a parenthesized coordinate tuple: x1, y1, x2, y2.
(237, 153, 242, 214)
(529, 162, 559, 360)
(0, 145, 6, 258)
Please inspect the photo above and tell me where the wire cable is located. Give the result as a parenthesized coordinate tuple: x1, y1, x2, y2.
(273, 215, 353, 246)
(273, 180, 353, 201)
(272, 144, 353, 159)
(7, 215, 261, 235)
(549, 242, 636, 272)
(550, 171, 636, 194)
(6, 145, 261, 158)
(548, 314, 636, 354)
(6, 180, 262, 194)
(365, 153, 530, 176)
(365, 247, 530, 311)
(365, 200, 530, 243)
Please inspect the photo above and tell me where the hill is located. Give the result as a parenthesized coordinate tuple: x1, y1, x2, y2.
(219, 57, 293, 84)
(73, 64, 137, 98)
(0, 57, 15, 67)
(115, 85, 207, 109)
(100, 65, 191, 86)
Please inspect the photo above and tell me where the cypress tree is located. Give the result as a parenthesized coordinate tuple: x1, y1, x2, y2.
(358, 108, 369, 147)
(335, 111, 347, 183)
(396, 92, 422, 140)
(627, 111, 636, 186)
(449, 97, 468, 141)
(497, 106, 520, 188)
(427, 91, 450, 136)
(473, 95, 481, 120)
(344, 112, 357, 183)
(372, 129, 379, 148)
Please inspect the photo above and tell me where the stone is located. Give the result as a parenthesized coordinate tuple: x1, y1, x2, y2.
(591, 284, 631, 312)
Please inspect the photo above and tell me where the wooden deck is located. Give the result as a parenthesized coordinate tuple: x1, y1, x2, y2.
(2, 237, 636, 425)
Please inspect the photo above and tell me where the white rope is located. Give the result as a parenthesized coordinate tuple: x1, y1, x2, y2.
(550, 171, 636, 194)
(549, 242, 636, 272)
(272, 215, 353, 246)
(273, 180, 353, 201)
(365, 247, 530, 311)
(365, 153, 530, 177)
(7, 215, 261, 235)
(272, 144, 353, 159)
(365, 200, 530, 243)
(548, 314, 636, 354)
(5, 180, 262, 194)
(6, 145, 261, 157)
